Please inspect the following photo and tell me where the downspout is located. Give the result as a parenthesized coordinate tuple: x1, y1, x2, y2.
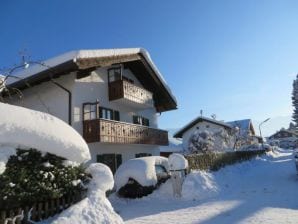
(50, 79, 72, 125)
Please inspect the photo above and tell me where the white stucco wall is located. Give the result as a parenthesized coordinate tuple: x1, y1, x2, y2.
(88, 142, 160, 164)
(72, 67, 158, 134)
(8, 73, 76, 124)
(8, 65, 161, 164)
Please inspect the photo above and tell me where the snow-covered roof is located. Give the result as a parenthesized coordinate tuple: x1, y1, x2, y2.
(174, 116, 233, 138)
(226, 119, 255, 135)
(268, 129, 298, 139)
(6, 48, 177, 112)
(114, 156, 169, 191)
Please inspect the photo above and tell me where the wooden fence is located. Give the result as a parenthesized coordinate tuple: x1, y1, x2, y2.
(0, 192, 85, 224)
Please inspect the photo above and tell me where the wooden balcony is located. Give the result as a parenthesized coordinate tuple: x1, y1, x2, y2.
(108, 80, 154, 108)
(83, 119, 168, 146)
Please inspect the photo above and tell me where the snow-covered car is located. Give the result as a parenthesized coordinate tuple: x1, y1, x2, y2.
(115, 156, 170, 198)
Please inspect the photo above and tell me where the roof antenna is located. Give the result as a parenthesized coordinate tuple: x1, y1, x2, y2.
(18, 48, 30, 69)
(200, 109, 203, 117)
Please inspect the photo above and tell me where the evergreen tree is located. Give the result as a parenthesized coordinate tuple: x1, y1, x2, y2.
(292, 75, 298, 133)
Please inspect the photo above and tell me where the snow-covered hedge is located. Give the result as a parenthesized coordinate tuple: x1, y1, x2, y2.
(51, 163, 123, 224)
(186, 150, 267, 171)
(0, 103, 91, 163)
(115, 156, 169, 191)
(0, 149, 89, 210)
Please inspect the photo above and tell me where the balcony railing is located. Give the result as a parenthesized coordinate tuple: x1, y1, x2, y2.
(108, 80, 154, 108)
(83, 119, 168, 146)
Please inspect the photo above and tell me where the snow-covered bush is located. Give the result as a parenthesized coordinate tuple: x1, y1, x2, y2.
(0, 149, 89, 210)
(188, 129, 234, 154)
(189, 130, 215, 153)
(51, 163, 123, 224)
(213, 129, 234, 151)
(0, 102, 91, 163)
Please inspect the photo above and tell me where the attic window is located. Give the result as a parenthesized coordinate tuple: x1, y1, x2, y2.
(206, 125, 210, 128)
(108, 67, 122, 83)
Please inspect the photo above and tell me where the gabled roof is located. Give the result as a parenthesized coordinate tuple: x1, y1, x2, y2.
(173, 116, 233, 138)
(226, 119, 255, 135)
(6, 48, 177, 112)
(268, 129, 298, 139)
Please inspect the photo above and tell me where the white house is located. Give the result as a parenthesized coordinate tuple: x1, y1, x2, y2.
(4, 48, 177, 173)
(226, 119, 261, 145)
(173, 116, 234, 151)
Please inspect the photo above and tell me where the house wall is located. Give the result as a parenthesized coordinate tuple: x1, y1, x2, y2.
(8, 66, 161, 165)
(8, 73, 76, 124)
(88, 142, 160, 164)
(181, 121, 234, 151)
(72, 67, 158, 134)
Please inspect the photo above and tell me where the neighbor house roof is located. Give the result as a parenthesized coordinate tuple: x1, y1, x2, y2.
(6, 48, 177, 112)
(226, 119, 255, 136)
(268, 129, 298, 139)
(173, 116, 233, 138)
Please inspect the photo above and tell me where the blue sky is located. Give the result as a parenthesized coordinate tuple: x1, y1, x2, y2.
(1, 0, 298, 135)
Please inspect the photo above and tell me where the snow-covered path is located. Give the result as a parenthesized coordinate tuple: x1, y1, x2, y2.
(110, 149, 298, 224)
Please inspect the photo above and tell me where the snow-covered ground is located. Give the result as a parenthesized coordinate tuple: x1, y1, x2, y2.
(110, 149, 298, 224)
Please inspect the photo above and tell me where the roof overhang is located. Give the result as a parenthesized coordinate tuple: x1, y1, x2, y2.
(174, 117, 233, 138)
(6, 48, 177, 112)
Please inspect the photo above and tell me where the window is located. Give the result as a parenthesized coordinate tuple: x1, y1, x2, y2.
(108, 67, 121, 83)
(100, 107, 120, 121)
(133, 115, 149, 126)
(206, 125, 210, 128)
(83, 102, 120, 121)
(83, 103, 98, 120)
(97, 154, 122, 174)
(135, 153, 152, 158)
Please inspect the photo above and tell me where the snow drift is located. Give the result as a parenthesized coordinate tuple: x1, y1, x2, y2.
(0, 103, 90, 163)
(115, 156, 169, 190)
(50, 163, 123, 224)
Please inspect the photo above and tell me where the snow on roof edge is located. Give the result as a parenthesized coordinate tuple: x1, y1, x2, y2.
(6, 48, 177, 104)
(174, 116, 233, 138)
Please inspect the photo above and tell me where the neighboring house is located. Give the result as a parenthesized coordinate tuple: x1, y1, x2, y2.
(226, 119, 260, 145)
(269, 129, 298, 140)
(4, 48, 177, 173)
(173, 116, 234, 151)
(268, 129, 298, 149)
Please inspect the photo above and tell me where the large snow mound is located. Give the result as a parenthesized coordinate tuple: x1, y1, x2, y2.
(0, 146, 16, 174)
(168, 153, 188, 170)
(115, 156, 169, 191)
(0, 103, 90, 163)
(182, 171, 218, 200)
(50, 163, 123, 224)
(86, 163, 114, 193)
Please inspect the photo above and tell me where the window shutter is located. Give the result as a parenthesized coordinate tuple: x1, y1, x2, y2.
(133, 115, 138, 124)
(114, 111, 120, 121)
